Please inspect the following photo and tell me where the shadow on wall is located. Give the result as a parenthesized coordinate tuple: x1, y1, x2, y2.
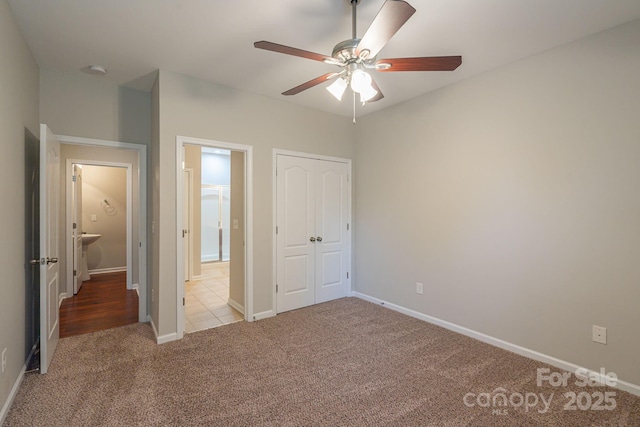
(118, 84, 152, 145)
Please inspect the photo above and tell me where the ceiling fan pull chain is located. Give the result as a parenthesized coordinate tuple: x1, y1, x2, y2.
(353, 91, 357, 124)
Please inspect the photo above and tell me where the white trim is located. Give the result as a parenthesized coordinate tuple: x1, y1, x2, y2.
(58, 135, 147, 323)
(353, 292, 640, 397)
(252, 310, 275, 321)
(176, 135, 254, 342)
(88, 266, 127, 275)
(58, 293, 66, 308)
(191, 274, 203, 281)
(149, 316, 176, 344)
(0, 343, 38, 425)
(227, 297, 245, 315)
(272, 149, 353, 316)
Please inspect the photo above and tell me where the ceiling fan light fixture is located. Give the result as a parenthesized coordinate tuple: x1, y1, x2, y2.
(350, 69, 372, 94)
(359, 85, 378, 103)
(326, 77, 348, 101)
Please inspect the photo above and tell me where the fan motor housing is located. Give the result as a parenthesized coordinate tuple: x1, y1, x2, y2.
(332, 38, 361, 62)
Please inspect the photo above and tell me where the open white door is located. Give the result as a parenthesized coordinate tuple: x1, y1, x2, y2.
(39, 124, 60, 374)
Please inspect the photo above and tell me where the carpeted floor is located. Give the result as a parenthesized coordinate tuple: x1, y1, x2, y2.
(4, 298, 640, 426)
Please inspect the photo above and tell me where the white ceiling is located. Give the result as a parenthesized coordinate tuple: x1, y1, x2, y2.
(7, 0, 640, 118)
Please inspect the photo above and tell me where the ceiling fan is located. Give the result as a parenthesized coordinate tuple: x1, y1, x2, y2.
(254, 0, 462, 111)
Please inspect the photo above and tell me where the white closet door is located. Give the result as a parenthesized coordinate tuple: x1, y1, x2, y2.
(315, 160, 349, 303)
(276, 155, 316, 313)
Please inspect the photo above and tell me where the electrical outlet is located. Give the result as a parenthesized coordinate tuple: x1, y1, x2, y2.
(2, 348, 7, 374)
(416, 282, 423, 295)
(593, 325, 607, 344)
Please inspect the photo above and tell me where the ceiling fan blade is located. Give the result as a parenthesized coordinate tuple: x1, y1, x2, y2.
(375, 56, 462, 72)
(368, 77, 384, 103)
(282, 73, 339, 96)
(355, 0, 416, 59)
(254, 41, 335, 63)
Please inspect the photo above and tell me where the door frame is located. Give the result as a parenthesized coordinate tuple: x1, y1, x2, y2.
(58, 135, 148, 322)
(65, 159, 134, 294)
(272, 149, 352, 316)
(183, 168, 194, 281)
(176, 135, 254, 340)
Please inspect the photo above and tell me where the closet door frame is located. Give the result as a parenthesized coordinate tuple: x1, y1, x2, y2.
(272, 149, 352, 315)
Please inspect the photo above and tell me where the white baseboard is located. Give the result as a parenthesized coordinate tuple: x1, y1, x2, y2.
(352, 292, 640, 397)
(0, 342, 38, 425)
(192, 274, 203, 281)
(149, 316, 178, 344)
(227, 297, 244, 315)
(133, 283, 139, 297)
(252, 310, 274, 321)
(58, 293, 66, 308)
(88, 266, 126, 275)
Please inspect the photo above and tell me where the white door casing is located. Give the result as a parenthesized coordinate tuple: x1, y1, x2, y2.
(40, 124, 60, 374)
(276, 154, 350, 313)
(73, 164, 83, 294)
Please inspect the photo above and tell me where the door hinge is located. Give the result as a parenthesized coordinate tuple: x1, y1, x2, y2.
(276, 284, 278, 293)
(347, 223, 349, 231)
(139, 242, 142, 247)
(73, 269, 77, 276)
(72, 175, 77, 182)
(347, 272, 349, 279)
(183, 297, 185, 306)
(73, 222, 77, 229)
(276, 226, 278, 235)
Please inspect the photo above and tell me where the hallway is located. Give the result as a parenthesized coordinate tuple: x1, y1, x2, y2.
(185, 262, 243, 333)
(59, 272, 138, 338)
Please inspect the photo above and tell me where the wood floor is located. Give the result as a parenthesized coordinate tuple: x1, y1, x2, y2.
(59, 272, 138, 338)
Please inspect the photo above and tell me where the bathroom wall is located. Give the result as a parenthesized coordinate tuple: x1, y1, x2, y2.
(81, 165, 127, 271)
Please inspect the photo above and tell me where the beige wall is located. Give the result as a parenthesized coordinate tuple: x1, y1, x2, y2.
(229, 151, 245, 309)
(153, 70, 356, 336)
(40, 69, 151, 145)
(81, 165, 127, 271)
(354, 20, 640, 386)
(184, 144, 202, 277)
(0, 0, 39, 415)
(150, 76, 160, 329)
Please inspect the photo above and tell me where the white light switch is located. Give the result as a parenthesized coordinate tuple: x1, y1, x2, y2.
(233, 219, 239, 230)
(91, 214, 97, 222)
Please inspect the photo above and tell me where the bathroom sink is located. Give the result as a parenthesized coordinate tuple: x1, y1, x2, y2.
(81, 233, 101, 246)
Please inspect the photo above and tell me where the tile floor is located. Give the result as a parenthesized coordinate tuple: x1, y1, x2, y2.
(185, 262, 244, 333)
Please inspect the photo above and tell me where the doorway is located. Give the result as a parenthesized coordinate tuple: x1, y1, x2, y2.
(58, 135, 148, 327)
(176, 136, 254, 339)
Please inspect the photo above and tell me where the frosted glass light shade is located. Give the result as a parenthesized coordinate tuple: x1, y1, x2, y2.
(350, 69, 371, 93)
(326, 78, 348, 101)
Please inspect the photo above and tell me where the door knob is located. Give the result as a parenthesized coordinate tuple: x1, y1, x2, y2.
(309, 237, 316, 242)
(316, 236, 323, 242)
(46, 257, 59, 264)
(29, 259, 41, 265)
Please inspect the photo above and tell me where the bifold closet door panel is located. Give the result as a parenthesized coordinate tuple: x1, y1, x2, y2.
(315, 160, 349, 304)
(276, 155, 316, 312)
